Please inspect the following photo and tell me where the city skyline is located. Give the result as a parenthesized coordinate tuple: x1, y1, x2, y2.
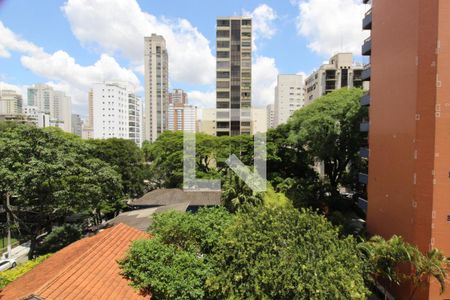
(0, 0, 369, 117)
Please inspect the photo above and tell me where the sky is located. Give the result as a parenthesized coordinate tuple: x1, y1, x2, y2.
(0, 0, 369, 117)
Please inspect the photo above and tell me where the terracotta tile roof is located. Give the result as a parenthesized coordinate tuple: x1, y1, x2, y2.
(0, 223, 149, 300)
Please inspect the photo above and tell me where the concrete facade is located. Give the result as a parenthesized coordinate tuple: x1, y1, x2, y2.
(216, 16, 252, 136)
(364, 0, 450, 299)
(144, 34, 169, 142)
(274, 74, 305, 126)
(305, 53, 364, 105)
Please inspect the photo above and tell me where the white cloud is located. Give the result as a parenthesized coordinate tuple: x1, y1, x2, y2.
(21, 51, 140, 111)
(243, 4, 277, 51)
(187, 90, 215, 108)
(62, 0, 215, 85)
(0, 81, 22, 93)
(0, 21, 141, 114)
(0, 21, 44, 58)
(252, 55, 278, 107)
(293, 0, 368, 56)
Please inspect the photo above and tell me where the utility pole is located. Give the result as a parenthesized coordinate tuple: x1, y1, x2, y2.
(6, 192, 11, 259)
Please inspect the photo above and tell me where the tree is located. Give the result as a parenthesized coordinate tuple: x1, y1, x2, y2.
(287, 88, 365, 196)
(0, 125, 124, 258)
(87, 138, 145, 198)
(35, 224, 82, 255)
(206, 206, 369, 299)
(358, 235, 450, 299)
(119, 208, 234, 299)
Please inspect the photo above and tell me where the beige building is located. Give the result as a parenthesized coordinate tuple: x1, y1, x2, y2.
(198, 108, 216, 136)
(251, 107, 268, 134)
(274, 74, 305, 126)
(144, 34, 169, 142)
(82, 89, 94, 139)
(216, 16, 252, 136)
(266, 103, 275, 129)
(27, 84, 72, 132)
(0, 89, 23, 115)
(305, 53, 363, 104)
(167, 89, 197, 133)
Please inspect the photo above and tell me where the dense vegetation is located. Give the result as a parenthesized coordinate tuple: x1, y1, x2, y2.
(1, 88, 448, 298)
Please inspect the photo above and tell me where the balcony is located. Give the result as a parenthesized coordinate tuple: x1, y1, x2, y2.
(360, 121, 369, 132)
(363, 9, 372, 30)
(362, 36, 372, 56)
(360, 147, 369, 159)
(358, 197, 368, 213)
(360, 92, 370, 106)
(361, 64, 371, 81)
(359, 173, 368, 185)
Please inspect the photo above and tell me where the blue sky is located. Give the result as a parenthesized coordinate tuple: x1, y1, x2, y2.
(0, 0, 368, 116)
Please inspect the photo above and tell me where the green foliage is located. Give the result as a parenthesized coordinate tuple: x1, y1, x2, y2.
(0, 125, 124, 257)
(87, 138, 145, 197)
(287, 88, 365, 194)
(142, 131, 257, 189)
(119, 207, 234, 299)
(358, 235, 450, 297)
(207, 206, 369, 299)
(35, 224, 82, 255)
(0, 254, 50, 289)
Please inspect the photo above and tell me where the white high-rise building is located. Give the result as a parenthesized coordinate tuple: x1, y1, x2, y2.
(0, 89, 23, 115)
(266, 103, 275, 129)
(274, 74, 305, 126)
(27, 84, 72, 132)
(92, 82, 143, 146)
(144, 34, 169, 142)
(71, 114, 83, 137)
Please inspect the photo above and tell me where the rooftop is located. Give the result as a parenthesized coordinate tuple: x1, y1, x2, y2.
(0, 223, 149, 300)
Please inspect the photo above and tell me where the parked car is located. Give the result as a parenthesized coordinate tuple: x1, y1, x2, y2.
(0, 258, 16, 272)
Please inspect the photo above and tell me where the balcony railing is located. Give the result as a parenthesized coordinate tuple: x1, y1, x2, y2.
(363, 8, 372, 30)
(359, 173, 368, 185)
(360, 147, 369, 159)
(360, 92, 370, 106)
(362, 36, 372, 56)
(360, 121, 369, 132)
(358, 197, 368, 213)
(361, 64, 371, 81)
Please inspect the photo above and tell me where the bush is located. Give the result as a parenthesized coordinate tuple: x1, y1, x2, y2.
(206, 206, 369, 299)
(35, 224, 82, 255)
(0, 254, 50, 288)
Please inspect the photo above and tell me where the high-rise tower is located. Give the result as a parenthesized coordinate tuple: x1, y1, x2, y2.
(144, 34, 169, 142)
(216, 16, 252, 136)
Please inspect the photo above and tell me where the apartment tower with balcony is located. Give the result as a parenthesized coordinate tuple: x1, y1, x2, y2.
(305, 53, 363, 105)
(362, 0, 450, 299)
(216, 16, 252, 136)
(144, 34, 169, 142)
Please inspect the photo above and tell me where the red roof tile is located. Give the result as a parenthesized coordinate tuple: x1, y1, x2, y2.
(0, 223, 149, 300)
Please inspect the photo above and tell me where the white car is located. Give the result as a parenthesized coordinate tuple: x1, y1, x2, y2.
(0, 259, 16, 272)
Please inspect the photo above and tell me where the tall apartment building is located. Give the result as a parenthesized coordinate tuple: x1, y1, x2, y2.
(167, 89, 197, 132)
(0, 89, 23, 115)
(82, 89, 94, 139)
(274, 74, 305, 126)
(92, 82, 142, 146)
(144, 34, 169, 142)
(361, 0, 450, 299)
(305, 53, 363, 105)
(71, 114, 83, 137)
(216, 16, 252, 136)
(27, 84, 72, 132)
(169, 89, 187, 105)
(266, 103, 275, 129)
